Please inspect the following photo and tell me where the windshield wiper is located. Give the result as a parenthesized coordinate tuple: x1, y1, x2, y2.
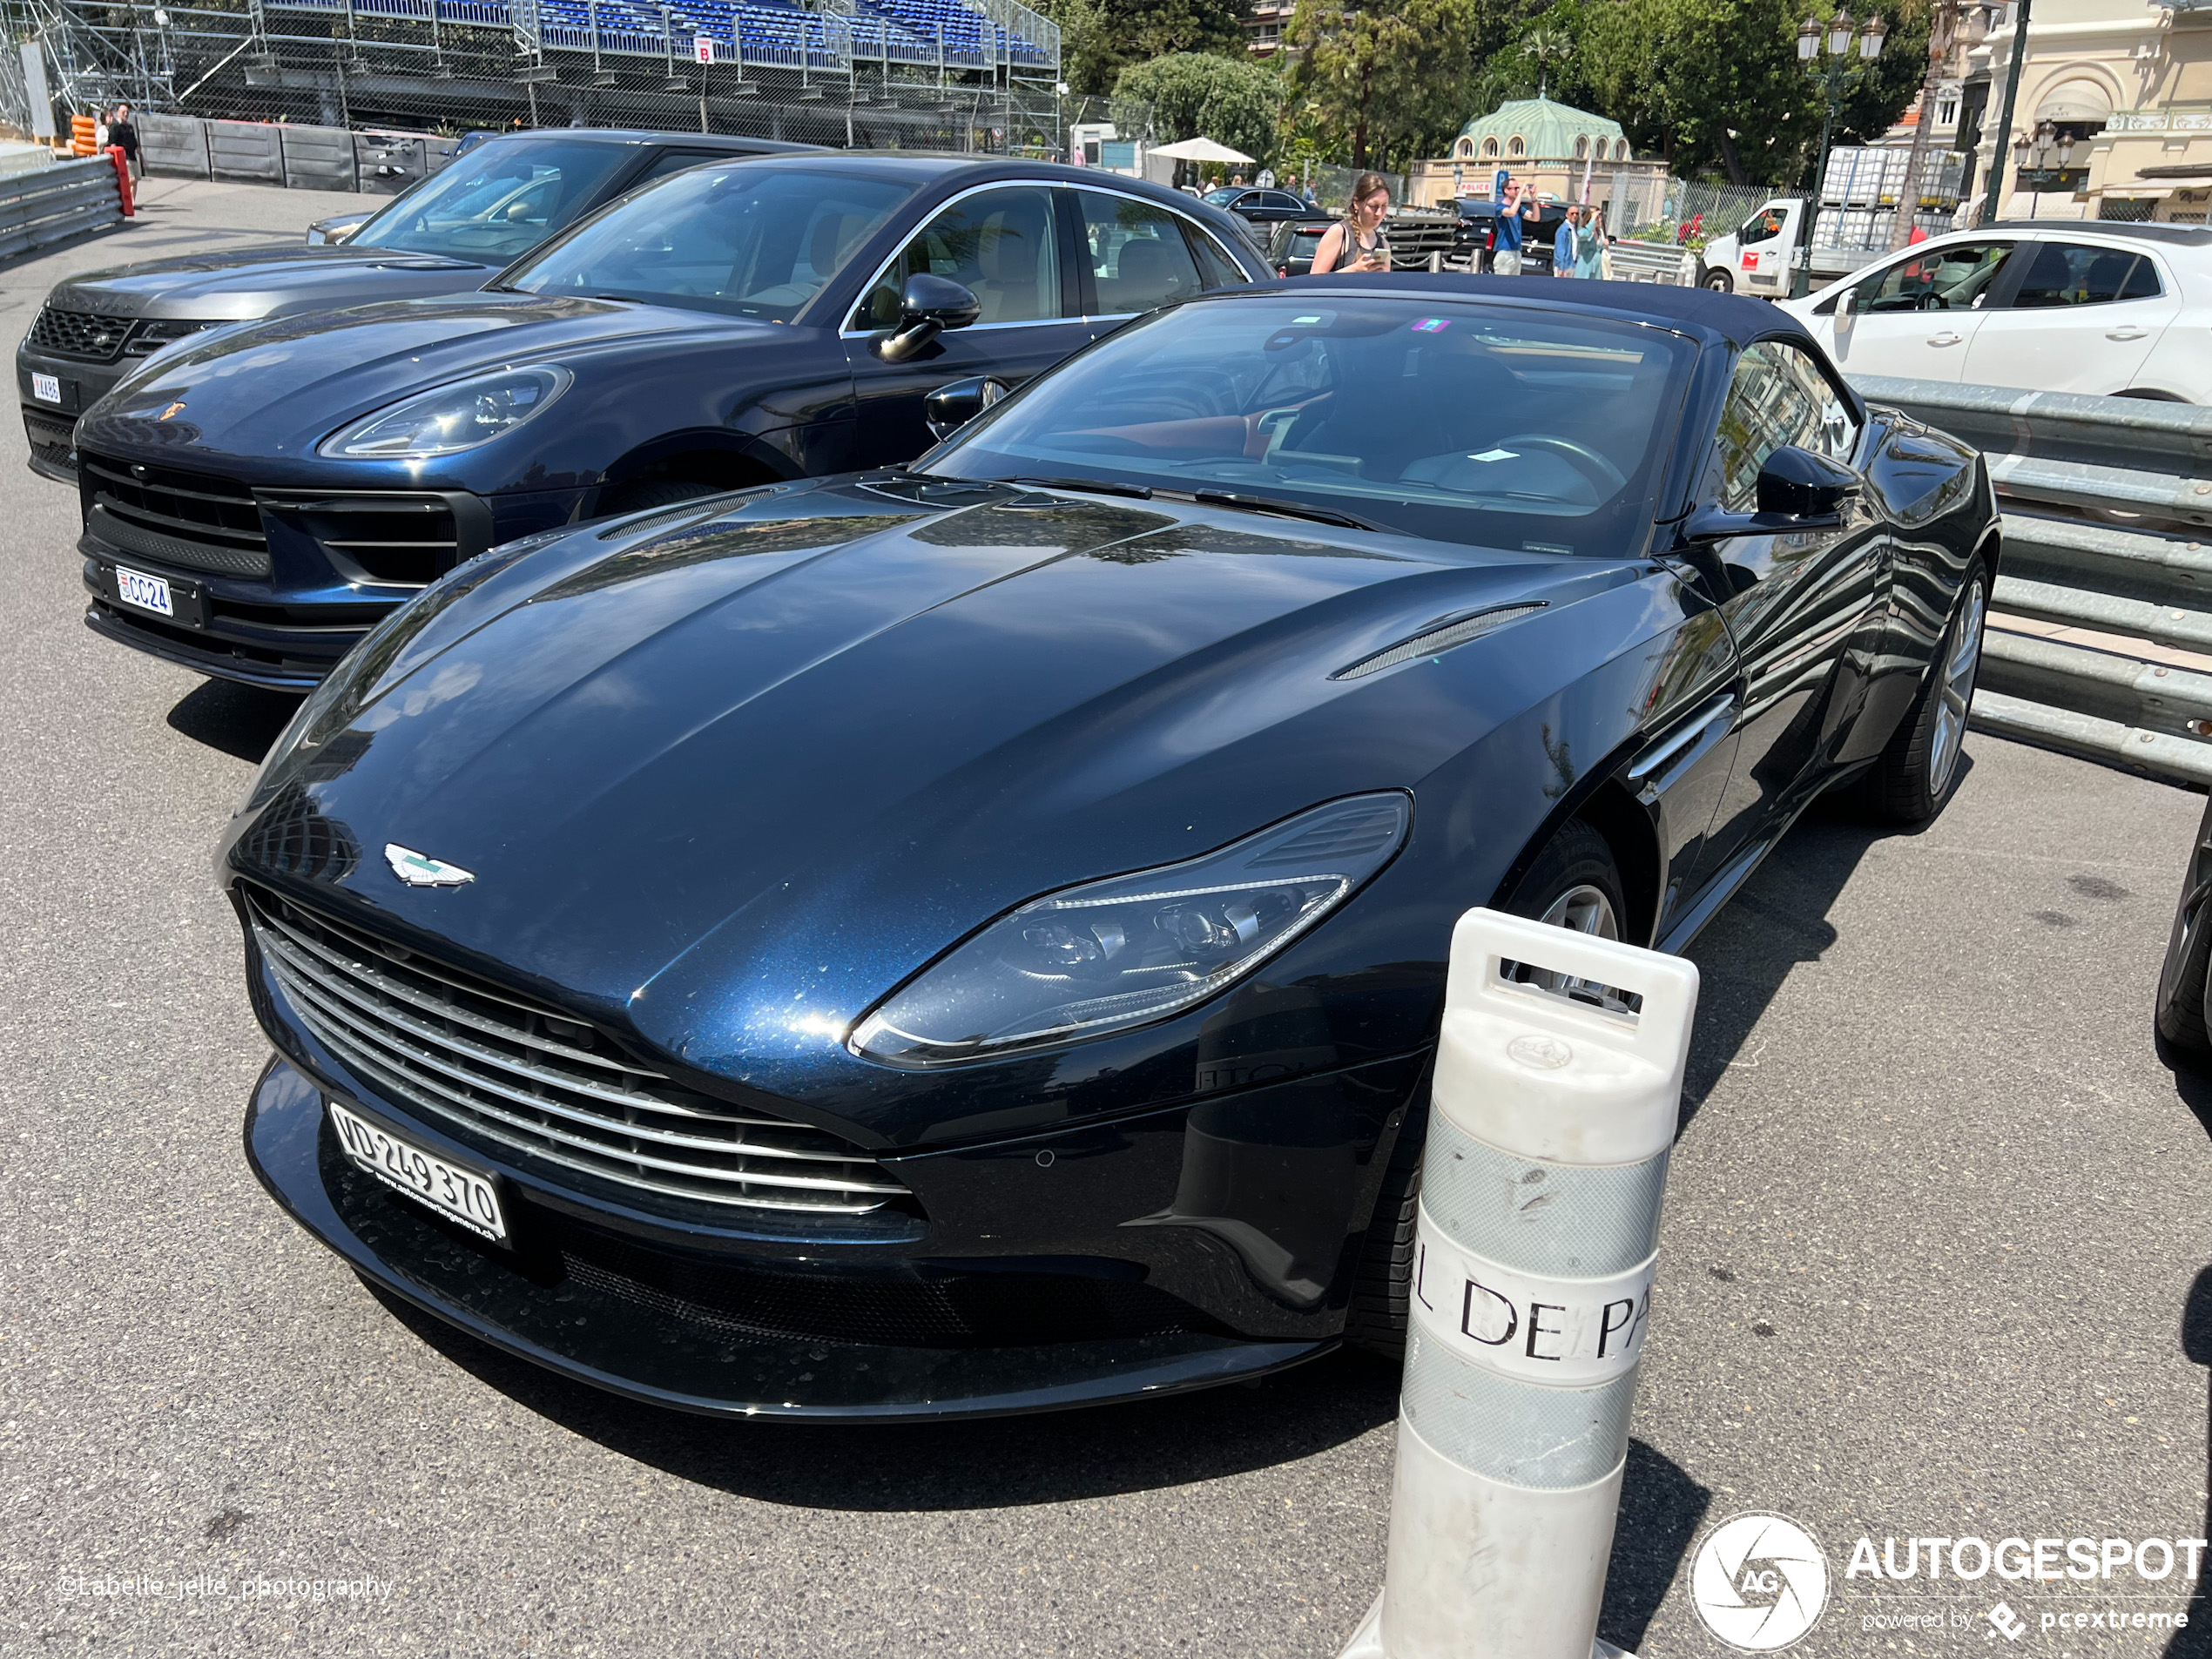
(1190, 490, 1386, 533)
(1006, 475, 1155, 499)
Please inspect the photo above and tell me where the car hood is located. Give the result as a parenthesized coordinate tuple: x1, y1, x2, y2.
(229, 478, 1617, 1099)
(46, 243, 498, 322)
(78, 293, 776, 460)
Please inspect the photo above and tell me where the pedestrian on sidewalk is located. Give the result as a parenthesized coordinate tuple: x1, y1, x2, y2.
(1574, 206, 1607, 279)
(1310, 172, 1393, 276)
(1492, 177, 1539, 276)
(107, 103, 140, 183)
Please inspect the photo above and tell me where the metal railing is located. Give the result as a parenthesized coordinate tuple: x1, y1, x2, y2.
(0, 153, 125, 263)
(1851, 374, 2212, 787)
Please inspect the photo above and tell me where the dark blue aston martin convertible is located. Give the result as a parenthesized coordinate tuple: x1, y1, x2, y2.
(225, 275, 1996, 1419)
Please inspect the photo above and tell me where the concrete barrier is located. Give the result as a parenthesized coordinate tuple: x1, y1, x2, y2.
(206, 119, 283, 184)
(280, 124, 356, 192)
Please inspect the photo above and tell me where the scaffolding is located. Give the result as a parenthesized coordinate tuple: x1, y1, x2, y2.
(0, 0, 1069, 153)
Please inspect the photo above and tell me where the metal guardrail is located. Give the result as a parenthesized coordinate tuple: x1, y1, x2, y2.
(1605, 240, 1693, 285)
(0, 154, 125, 264)
(1851, 374, 2212, 786)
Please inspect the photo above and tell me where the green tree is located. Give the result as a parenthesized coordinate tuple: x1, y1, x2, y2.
(1520, 22, 1573, 99)
(1283, 0, 1480, 169)
(1115, 51, 1286, 163)
(1046, 0, 1252, 96)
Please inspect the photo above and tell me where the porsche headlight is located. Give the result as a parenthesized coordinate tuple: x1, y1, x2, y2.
(318, 366, 570, 460)
(849, 793, 1410, 1068)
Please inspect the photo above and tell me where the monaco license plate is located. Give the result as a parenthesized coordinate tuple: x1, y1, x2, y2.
(113, 565, 173, 617)
(30, 372, 60, 404)
(327, 1099, 508, 1242)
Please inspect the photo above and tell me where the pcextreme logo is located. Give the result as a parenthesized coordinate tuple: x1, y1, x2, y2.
(1690, 1513, 1831, 1652)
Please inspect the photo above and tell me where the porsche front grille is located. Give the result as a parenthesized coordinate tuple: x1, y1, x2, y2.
(243, 887, 907, 1217)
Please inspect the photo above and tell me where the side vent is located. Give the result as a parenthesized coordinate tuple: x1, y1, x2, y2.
(1330, 603, 1547, 682)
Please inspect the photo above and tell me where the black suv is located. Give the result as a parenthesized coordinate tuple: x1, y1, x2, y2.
(18, 129, 813, 482)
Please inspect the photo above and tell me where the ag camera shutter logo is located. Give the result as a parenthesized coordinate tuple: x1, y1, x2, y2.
(1691, 1513, 1832, 1651)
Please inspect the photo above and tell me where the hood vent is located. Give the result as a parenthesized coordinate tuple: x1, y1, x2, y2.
(1331, 603, 1546, 682)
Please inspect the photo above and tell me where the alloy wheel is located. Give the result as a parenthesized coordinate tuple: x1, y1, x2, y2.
(1929, 577, 1986, 795)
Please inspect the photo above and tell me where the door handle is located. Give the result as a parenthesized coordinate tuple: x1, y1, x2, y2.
(1926, 331, 1963, 347)
(2107, 326, 2148, 341)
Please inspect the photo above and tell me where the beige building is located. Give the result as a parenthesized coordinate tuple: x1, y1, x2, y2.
(1404, 96, 1667, 211)
(1966, 0, 2212, 222)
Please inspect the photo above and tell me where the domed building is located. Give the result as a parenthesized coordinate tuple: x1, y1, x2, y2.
(1410, 94, 1667, 217)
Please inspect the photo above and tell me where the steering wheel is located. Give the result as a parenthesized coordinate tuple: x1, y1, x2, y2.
(1495, 434, 1627, 496)
(1915, 290, 1949, 311)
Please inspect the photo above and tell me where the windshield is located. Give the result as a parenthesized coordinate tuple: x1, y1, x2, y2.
(353, 138, 635, 264)
(926, 295, 1694, 555)
(503, 165, 914, 320)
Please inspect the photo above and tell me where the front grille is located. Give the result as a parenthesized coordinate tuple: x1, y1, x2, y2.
(557, 1225, 1222, 1349)
(81, 452, 271, 578)
(28, 306, 133, 363)
(244, 886, 909, 1217)
(24, 409, 74, 471)
(258, 492, 459, 585)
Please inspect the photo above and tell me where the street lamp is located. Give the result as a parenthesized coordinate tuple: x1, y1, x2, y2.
(1800, 10, 1886, 287)
(2010, 118, 2087, 217)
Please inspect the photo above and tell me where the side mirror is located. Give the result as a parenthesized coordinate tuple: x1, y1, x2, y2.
(873, 273, 981, 364)
(924, 375, 1008, 442)
(1755, 443, 1857, 518)
(1836, 282, 1858, 317)
(1682, 445, 1858, 543)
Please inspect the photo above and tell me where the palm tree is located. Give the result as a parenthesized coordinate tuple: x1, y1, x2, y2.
(1521, 24, 1572, 100)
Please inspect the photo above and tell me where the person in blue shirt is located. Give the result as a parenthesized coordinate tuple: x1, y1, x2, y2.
(1492, 178, 1541, 276)
(1554, 206, 1580, 276)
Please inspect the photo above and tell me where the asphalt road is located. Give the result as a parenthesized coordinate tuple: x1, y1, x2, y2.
(5, 183, 2212, 1659)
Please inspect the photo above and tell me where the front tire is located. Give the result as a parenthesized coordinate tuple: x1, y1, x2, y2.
(2155, 801, 2212, 1053)
(1701, 266, 1734, 293)
(1344, 818, 1625, 1359)
(1853, 558, 1989, 825)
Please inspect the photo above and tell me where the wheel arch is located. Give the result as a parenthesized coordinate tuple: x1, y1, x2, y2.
(591, 430, 797, 514)
(1487, 761, 1667, 949)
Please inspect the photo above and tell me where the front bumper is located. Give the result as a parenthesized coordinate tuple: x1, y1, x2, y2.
(18, 347, 129, 482)
(246, 1053, 1387, 1420)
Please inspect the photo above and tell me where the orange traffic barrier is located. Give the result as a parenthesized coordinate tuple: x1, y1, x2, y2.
(69, 113, 96, 156)
(105, 146, 132, 216)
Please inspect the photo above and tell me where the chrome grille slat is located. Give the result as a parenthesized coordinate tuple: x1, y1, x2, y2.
(284, 981, 899, 1197)
(302, 1010, 883, 1214)
(256, 907, 662, 1084)
(259, 894, 651, 1063)
(267, 941, 879, 1171)
(242, 887, 905, 1217)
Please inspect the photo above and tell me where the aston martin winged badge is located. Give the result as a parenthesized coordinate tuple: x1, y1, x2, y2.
(384, 844, 475, 887)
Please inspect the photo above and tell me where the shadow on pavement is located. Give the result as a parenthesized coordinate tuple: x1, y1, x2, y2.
(1672, 777, 1932, 1137)
(1601, 1439, 1711, 1653)
(166, 678, 301, 762)
(368, 1282, 1398, 1508)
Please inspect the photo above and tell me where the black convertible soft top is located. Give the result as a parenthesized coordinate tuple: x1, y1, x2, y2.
(1272, 269, 1822, 353)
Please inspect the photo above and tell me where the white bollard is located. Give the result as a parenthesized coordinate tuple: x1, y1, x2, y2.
(1340, 907, 1700, 1659)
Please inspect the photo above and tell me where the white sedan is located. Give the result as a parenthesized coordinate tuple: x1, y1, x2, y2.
(1781, 222, 2212, 401)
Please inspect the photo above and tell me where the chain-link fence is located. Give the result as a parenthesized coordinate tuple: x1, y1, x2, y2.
(1602, 175, 1779, 249)
(0, 0, 1074, 158)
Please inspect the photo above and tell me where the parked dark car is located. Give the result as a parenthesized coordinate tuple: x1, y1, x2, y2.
(71, 154, 1264, 691)
(1202, 185, 1318, 233)
(1453, 196, 1573, 273)
(2156, 794, 2212, 1057)
(1268, 214, 1338, 276)
(18, 128, 815, 482)
(227, 275, 1996, 1420)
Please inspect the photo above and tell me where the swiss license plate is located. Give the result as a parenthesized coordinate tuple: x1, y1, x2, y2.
(327, 1098, 508, 1241)
(113, 565, 173, 617)
(30, 372, 60, 404)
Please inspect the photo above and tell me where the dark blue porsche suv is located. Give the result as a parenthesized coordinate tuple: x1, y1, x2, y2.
(70, 154, 1265, 691)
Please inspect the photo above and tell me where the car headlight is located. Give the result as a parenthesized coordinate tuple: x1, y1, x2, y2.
(318, 366, 571, 460)
(848, 792, 1411, 1069)
(123, 317, 216, 357)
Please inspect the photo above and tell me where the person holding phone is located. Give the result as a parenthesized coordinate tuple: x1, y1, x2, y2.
(1310, 172, 1393, 276)
(1492, 177, 1541, 276)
